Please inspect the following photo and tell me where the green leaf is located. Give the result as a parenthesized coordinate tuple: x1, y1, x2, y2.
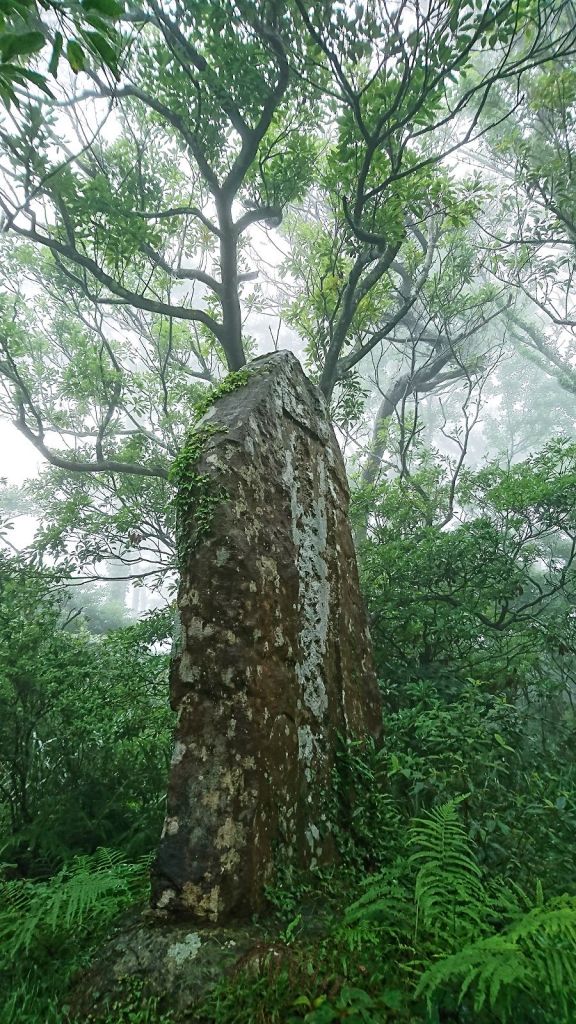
(82, 0, 124, 17)
(292, 995, 312, 1008)
(10, 66, 53, 95)
(66, 40, 86, 73)
(0, 30, 45, 62)
(494, 732, 515, 753)
(82, 29, 118, 69)
(0, 63, 52, 96)
(48, 30, 63, 78)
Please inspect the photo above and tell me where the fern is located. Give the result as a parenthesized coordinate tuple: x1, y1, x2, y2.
(0, 848, 149, 963)
(417, 893, 576, 1021)
(408, 800, 487, 945)
(342, 861, 415, 950)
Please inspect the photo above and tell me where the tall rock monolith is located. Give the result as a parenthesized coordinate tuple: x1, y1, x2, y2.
(151, 351, 382, 922)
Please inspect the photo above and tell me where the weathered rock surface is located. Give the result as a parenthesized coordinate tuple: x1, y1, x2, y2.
(69, 912, 286, 1020)
(151, 351, 382, 922)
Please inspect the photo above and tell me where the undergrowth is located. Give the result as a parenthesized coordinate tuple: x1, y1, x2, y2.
(195, 799, 576, 1024)
(0, 849, 150, 1024)
(3, 794, 576, 1023)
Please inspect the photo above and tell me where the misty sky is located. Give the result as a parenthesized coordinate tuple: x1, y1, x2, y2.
(0, 421, 41, 484)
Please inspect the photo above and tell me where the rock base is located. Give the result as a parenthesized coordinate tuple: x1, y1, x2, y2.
(69, 910, 293, 1020)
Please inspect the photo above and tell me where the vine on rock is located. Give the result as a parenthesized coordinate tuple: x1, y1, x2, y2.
(169, 369, 251, 562)
(191, 368, 251, 423)
(169, 424, 224, 563)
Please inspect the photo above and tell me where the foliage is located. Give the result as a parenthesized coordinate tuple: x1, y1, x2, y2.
(0, 0, 125, 106)
(351, 442, 576, 889)
(0, 848, 150, 1024)
(0, 553, 173, 868)
(0, 847, 147, 961)
(356, 438, 576, 694)
(64, 579, 132, 633)
(410, 800, 486, 945)
(169, 370, 251, 561)
(417, 893, 576, 1021)
(169, 423, 224, 562)
(335, 801, 576, 1023)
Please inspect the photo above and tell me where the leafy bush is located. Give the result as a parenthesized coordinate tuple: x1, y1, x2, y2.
(2, 444, 576, 1023)
(0, 848, 150, 1024)
(0, 554, 174, 869)
(353, 443, 576, 892)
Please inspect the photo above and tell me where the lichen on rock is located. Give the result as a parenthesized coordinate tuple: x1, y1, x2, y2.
(151, 351, 382, 923)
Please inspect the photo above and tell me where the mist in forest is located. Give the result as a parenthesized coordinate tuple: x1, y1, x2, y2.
(1, 2, 576, 1022)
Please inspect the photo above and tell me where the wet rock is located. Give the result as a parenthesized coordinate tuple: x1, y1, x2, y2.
(152, 351, 382, 922)
(68, 912, 285, 1020)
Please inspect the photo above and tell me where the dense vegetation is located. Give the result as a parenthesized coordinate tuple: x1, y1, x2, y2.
(2, 437, 576, 1022)
(1, 0, 576, 1021)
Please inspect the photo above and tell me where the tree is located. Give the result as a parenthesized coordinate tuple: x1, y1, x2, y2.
(0, 0, 574, 574)
(359, 436, 576, 680)
(0, 0, 125, 106)
(471, 48, 576, 395)
(0, 552, 173, 868)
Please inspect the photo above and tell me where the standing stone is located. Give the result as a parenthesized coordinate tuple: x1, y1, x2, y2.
(151, 351, 382, 922)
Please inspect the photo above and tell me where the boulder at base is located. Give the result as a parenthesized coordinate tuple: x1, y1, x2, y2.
(68, 913, 292, 1020)
(151, 351, 382, 922)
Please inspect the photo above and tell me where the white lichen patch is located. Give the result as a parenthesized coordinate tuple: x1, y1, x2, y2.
(171, 741, 187, 766)
(256, 555, 281, 591)
(297, 725, 322, 782)
(202, 789, 222, 812)
(167, 932, 202, 967)
(156, 887, 176, 909)
(222, 667, 234, 687)
(201, 885, 221, 920)
(298, 725, 313, 762)
(215, 547, 230, 566)
(305, 822, 320, 849)
(283, 442, 330, 719)
(161, 816, 180, 837)
(178, 650, 201, 684)
(220, 766, 244, 794)
(181, 881, 222, 922)
(187, 617, 216, 641)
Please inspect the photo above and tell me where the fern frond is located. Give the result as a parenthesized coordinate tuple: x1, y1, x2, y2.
(408, 801, 487, 944)
(343, 865, 415, 946)
(417, 894, 576, 1021)
(0, 848, 149, 962)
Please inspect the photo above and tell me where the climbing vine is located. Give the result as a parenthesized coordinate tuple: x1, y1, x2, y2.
(191, 368, 251, 423)
(169, 369, 252, 561)
(169, 424, 224, 563)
